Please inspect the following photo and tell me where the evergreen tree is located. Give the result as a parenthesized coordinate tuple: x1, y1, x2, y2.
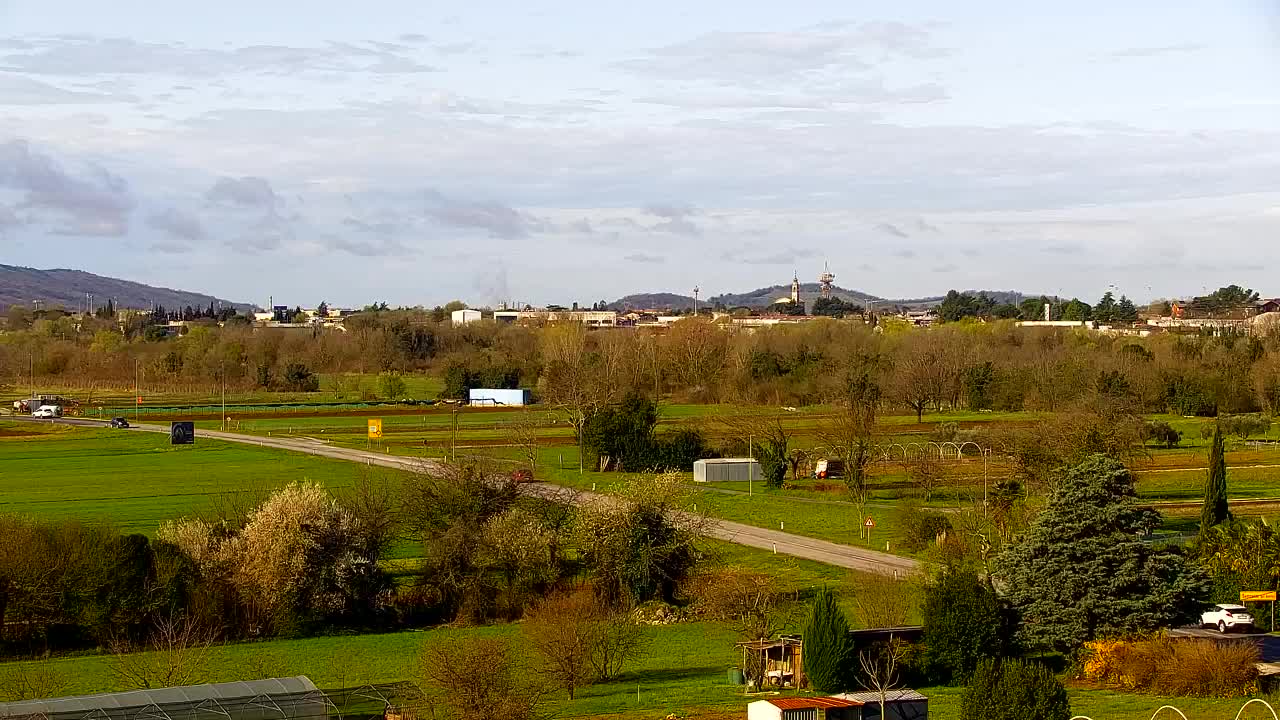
(923, 569, 1005, 685)
(1201, 425, 1230, 532)
(802, 586, 853, 692)
(962, 659, 1069, 720)
(995, 455, 1209, 653)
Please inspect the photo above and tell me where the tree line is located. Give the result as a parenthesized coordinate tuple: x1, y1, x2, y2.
(7, 303, 1280, 422)
(0, 465, 701, 679)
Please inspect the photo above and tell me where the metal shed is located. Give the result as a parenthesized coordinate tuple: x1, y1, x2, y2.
(468, 388, 531, 406)
(834, 689, 929, 720)
(693, 457, 762, 483)
(0, 677, 330, 720)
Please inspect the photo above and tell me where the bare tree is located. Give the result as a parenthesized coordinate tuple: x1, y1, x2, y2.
(504, 409, 542, 478)
(109, 615, 216, 690)
(849, 574, 916, 630)
(858, 639, 909, 717)
(694, 568, 794, 642)
(902, 451, 944, 502)
(0, 663, 69, 702)
(421, 636, 545, 720)
(523, 591, 597, 700)
(540, 323, 618, 473)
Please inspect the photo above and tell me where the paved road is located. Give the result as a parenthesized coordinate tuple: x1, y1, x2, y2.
(10, 416, 921, 576)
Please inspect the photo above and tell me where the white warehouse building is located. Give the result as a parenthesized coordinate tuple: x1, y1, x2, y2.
(451, 308, 483, 326)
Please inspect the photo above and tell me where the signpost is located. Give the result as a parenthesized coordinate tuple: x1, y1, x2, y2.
(864, 516, 875, 543)
(367, 419, 383, 448)
(1241, 591, 1277, 632)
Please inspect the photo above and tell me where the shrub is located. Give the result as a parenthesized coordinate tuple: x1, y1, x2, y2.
(801, 587, 854, 692)
(901, 507, 953, 552)
(962, 658, 1069, 720)
(1106, 637, 1259, 697)
(923, 569, 1006, 685)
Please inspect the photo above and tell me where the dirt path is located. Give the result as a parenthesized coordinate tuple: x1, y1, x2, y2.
(25, 417, 921, 577)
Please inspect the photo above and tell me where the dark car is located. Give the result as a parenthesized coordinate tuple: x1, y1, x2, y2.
(109, 417, 130, 429)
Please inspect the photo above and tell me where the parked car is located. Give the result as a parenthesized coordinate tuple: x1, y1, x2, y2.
(510, 468, 535, 483)
(32, 405, 61, 418)
(814, 458, 845, 480)
(110, 417, 130, 429)
(1202, 603, 1254, 633)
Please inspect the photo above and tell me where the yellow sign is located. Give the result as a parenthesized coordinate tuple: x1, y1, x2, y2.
(367, 419, 383, 439)
(1241, 591, 1277, 602)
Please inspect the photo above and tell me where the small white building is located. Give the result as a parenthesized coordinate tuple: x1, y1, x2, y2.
(693, 458, 762, 483)
(451, 308, 483, 326)
(748, 697, 860, 720)
(468, 388, 531, 406)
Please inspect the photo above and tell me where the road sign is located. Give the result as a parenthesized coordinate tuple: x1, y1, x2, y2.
(367, 419, 383, 439)
(1241, 591, 1277, 602)
(864, 517, 876, 528)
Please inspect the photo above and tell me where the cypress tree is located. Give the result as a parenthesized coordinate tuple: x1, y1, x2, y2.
(923, 568, 1005, 685)
(1201, 425, 1230, 532)
(802, 586, 854, 692)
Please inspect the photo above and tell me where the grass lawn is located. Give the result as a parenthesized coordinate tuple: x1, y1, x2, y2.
(0, 421, 412, 541)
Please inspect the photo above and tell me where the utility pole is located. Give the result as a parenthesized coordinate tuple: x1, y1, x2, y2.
(220, 360, 226, 431)
(693, 286, 700, 317)
(749, 433, 754, 497)
(134, 359, 139, 422)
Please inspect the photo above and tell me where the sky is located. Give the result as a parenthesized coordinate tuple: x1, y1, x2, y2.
(0, 0, 1277, 308)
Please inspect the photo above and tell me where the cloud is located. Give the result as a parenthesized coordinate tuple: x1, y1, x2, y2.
(877, 222, 910, 238)
(1110, 43, 1206, 59)
(423, 189, 546, 239)
(0, 140, 134, 236)
(621, 21, 950, 83)
(148, 240, 194, 254)
(725, 247, 818, 265)
(324, 235, 409, 257)
(1043, 243, 1075, 254)
(0, 36, 437, 78)
(146, 207, 205, 242)
(891, 248, 916, 258)
(568, 218, 594, 234)
(206, 176, 279, 209)
(624, 253, 664, 264)
(915, 218, 940, 233)
(644, 204, 701, 236)
(931, 263, 958, 273)
(0, 73, 132, 105)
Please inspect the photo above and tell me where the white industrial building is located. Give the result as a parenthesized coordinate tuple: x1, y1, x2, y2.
(451, 308, 483, 325)
(469, 388, 532, 406)
(493, 309, 617, 327)
(693, 458, 762, 483)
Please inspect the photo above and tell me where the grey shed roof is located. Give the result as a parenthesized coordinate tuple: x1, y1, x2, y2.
(0, 677, 318, 718)
(834, 690, 929, 704)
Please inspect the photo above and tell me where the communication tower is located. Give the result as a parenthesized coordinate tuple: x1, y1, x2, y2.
(819, 263, 836, 299)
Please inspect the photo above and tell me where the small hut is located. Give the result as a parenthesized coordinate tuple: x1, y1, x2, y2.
(735, 635, 804, 689)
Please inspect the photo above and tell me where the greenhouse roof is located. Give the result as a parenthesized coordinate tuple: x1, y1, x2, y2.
(0, 677, 319, 719)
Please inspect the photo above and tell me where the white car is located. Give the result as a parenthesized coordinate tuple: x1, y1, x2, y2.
(32, 405, 60, 418)
(1202, 604, 1254, 633)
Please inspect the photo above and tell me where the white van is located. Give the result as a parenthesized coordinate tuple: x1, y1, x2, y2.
(32, 405, 62, 418)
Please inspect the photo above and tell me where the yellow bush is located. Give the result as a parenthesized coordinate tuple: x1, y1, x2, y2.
(1082, 639, 1126, 684)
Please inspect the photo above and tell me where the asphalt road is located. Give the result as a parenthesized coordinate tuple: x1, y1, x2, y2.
(9, 416, 921, 576)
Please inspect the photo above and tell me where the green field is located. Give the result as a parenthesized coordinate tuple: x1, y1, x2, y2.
(0, 422, 411, 540)
(5, 626, 1274, 720)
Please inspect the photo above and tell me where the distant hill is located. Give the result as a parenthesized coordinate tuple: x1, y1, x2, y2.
(712, 284, 883, 309)
(609, 292, 697, 311)
(0, 264, 253, 312)
(613, 286, 1040, 311)
(891, 290, 1043, 308)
